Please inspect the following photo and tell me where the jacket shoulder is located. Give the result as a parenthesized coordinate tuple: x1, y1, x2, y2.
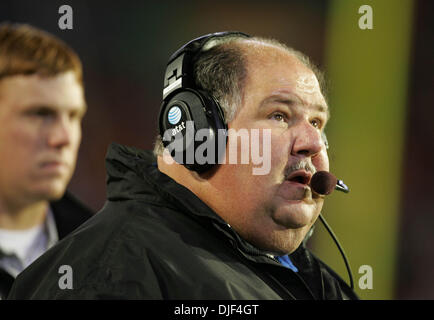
(8, 200, 168, 299)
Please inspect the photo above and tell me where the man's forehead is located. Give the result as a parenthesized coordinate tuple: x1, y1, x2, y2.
(268, 88, 327, 106)
(0, 72, 86, 110)
(263, 89, 329, 119)
(241, 46, 328, 115)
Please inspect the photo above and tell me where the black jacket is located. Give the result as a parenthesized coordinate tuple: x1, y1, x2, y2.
(0, 192, 93, 299)
(8, 143, 358, 300)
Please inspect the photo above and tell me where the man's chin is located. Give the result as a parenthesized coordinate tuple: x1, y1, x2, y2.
(251, 226, 309, 256)
(272, 200, 318, 229)
(31, 181, 68, 201)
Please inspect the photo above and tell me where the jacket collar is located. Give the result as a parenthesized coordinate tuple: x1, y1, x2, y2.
(106, 143, 227, 224)
(50, 191, 93, 239)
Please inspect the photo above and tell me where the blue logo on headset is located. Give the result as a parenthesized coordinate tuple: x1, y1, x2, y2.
(168, 106, 182, 125)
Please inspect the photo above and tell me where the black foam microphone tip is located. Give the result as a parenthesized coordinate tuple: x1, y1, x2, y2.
(310, 171, 337, 195)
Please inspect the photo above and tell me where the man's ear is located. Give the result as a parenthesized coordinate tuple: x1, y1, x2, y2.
(321, 131, 329, 150)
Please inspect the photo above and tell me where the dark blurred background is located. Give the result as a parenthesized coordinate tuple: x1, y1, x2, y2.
(0, 0, 432, 299)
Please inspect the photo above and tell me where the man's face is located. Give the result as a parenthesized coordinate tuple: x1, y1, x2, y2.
(213, 43, 329, 254)
(0, 71, 86, 207)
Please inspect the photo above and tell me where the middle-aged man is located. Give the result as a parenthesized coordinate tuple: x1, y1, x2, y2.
(8, 32, 358, 299)
(0, 23, 92, 299)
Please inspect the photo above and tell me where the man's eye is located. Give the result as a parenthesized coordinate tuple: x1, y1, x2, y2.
(271, 112, 286, 122)
(36, 110, 53, 117)
(311, 118, 322, 128)
(69, 111, 79, 120)
(28, 108, 56, 118)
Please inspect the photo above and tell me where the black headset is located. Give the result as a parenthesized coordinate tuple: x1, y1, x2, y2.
(158, 31, 250, 173)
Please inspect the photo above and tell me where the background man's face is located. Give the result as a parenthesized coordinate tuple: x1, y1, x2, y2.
(0, 71, 86, 206)
(215, 43, 329, 254)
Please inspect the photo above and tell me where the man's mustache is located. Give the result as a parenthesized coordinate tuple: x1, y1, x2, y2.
(284, 158, 316, 179)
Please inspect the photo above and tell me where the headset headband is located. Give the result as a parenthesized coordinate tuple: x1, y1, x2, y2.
(162, 31, 250, 100)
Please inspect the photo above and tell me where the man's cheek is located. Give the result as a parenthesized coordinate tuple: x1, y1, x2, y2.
(269, 146, 288, 179)
(270, 133, 289, 160)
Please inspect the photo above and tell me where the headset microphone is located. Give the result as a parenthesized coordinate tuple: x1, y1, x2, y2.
(311, 171, 350, 195)
(311, 171, 337, 195)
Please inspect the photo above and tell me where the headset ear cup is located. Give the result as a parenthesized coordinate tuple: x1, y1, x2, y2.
(159, 32, 249, 172)
(158, 89, 227, 173)
(159, 92, 195, 167)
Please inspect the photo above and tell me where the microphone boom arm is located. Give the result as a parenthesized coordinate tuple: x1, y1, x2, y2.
(335, 179, 349, 193)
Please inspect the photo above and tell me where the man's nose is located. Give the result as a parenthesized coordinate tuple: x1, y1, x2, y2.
(46, 116, 71, 148)
(290, 121, 323, 158)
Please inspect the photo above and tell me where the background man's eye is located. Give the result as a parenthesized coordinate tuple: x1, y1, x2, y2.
(30, 108, 56, 118)
(37, 110, 51, 116)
